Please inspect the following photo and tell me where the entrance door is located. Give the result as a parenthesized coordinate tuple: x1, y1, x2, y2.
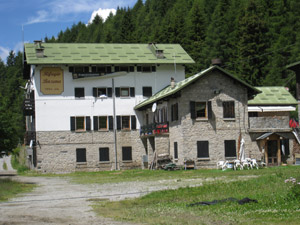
(267, 140, 278, 166)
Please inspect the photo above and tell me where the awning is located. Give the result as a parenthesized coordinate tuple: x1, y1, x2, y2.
(256, 132, 273, 140)
(293, 130, 300, 144)
(256, 131, 297, 141)
(248, 106, 296, 112)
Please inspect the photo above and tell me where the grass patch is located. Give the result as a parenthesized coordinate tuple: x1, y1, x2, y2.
(92, 166, 300, 225)
(0, 178, 36, 202)
(11, 146, 29, 174)
(3, 162, 7, 170)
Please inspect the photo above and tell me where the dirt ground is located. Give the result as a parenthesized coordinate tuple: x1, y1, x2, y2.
(0, 174, 256, 225)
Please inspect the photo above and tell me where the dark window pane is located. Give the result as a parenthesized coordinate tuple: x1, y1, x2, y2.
(120, 88, 129, 97)
(223, 101, 235, 118)
(197, 141, 209, 158)
(225, 140, 236, 157)
(143, 87, 152, 97)
(195, 102, 207, 118)
(76, 117, 85, 131)
(76, 148, 86, 162)
(122, 116, 130, 129)
(75, 88, 84, 98)
(99, 116, 108, 130)
(97, 88, 107, 97)
(122, 146, 132, 161)
(99, 147, 109, 161)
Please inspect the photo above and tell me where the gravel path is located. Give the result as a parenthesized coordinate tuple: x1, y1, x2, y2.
(0, 174, 257, 225)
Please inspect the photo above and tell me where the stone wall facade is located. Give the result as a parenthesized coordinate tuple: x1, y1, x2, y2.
(36, 130, 146, 173)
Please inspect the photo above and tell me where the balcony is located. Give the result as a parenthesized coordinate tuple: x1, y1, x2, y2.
(23, 99, 35, 116)
(24, 131, 36, 146)
(140, 122, 169, 136)
(249, 116, 291, 132)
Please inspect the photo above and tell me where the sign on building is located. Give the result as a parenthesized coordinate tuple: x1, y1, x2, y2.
(40, 67, 64, 95)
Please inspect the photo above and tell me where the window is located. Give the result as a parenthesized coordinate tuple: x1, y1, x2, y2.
(99, 147, 109, 162)
(223, 101, 235, 118)
(171, 103, 178, 121)
(93, 87, 112, 98)
(137, 66, 156, 72)
(122, 146, 132, 161)
(70, 116, 91, 131)
(143, 87, 152, 97)
(197, 141, 209, 158)
(76, 117, 85, 131)
(120, 87, 129, 97)
(122, 116, 130, 129)
(115, 87, 135, 97)
(94, 116, 113, 131)
(75, 88, 85, 98)
(196, 102, 207, 118)
(96, 88, 106, 97)
(69, 66, 89, 74)
(224, 140, 236, 157)
(76, 148, 86, 163)
(174, 142, 178, 159)
(190, 101, 212, 119)
(281, 139, 290, 156)
(116, 115, 136, 130)
(99, 116, 108, 130)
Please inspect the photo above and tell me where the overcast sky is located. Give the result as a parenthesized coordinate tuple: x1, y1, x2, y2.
(0, 0, 137, 62)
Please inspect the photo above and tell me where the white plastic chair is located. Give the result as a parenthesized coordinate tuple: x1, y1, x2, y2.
(233, 160, 243, 170)
(217, 161, 225, 170)
(241, 159, 251, 169)
(250, 159, 259, 169)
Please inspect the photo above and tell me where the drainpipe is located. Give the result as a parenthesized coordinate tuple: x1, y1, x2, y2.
(112, 78, 118, 170)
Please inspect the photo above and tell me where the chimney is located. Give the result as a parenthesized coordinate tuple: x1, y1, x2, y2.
(211, 58, 222, 67)
(171, 77, 175, 89)
(34, 40, 44, 58)
(148, 43, 164, 59)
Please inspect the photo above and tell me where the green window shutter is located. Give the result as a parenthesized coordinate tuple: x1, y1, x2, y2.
(93, 116, 98, 131)
(190, 101, 196, 119)
(208, 101, 212, 119)
(115, 88, 120, 97)
(131, 115, 136, 130)
(93, 88, 97, 97)
(109, 116, 113, 130)
(86, 117, 91, 131)
(130, 87, 135, 97)
(107, 88, 112, 97)
(117, 116, 121, 130)
(70, 117, 75, 131)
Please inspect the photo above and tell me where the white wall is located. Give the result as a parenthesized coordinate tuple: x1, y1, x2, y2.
(33, 64, 185, 131)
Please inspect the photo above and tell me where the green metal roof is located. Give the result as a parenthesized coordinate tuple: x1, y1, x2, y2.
(134, 65, 260, 110)
(24, 43, 195, 65)
(248, 87, 297, 105)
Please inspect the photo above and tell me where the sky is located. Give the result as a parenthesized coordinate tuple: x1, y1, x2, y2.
(0, 0, 137, 62)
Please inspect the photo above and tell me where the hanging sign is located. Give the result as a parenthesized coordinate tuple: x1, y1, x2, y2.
(40, 67, 64, 95)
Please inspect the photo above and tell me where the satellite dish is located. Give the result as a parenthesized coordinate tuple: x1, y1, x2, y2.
(152, 103, 157, 112)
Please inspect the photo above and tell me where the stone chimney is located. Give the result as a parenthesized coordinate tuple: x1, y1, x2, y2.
(211, 58, 222, 67)
(171, 77, 175, 89)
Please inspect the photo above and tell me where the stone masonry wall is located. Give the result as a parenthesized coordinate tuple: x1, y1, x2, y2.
(36, 130, 145, 173)
(168, 70, 254, 168)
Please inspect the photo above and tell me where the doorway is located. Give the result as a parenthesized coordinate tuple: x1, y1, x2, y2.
(267, 140, 278, 166)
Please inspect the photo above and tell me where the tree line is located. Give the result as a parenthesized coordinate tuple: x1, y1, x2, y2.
(1, 0, 300, 153)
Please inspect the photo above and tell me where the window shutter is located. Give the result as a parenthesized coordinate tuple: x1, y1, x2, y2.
(175, 103, 178, 121)
(70, 117, 75, 131)
(208, 101, 212, 119)
(86, 117, 91, 131)
(174, 142, 178, 159)
(130, 87, 135, 97)
(93, 116, 98, 131)
(137, 66, 142, 72)
(107, 88, 112, 97)
(93, 88, 97, 97)
(190, 101, 196, 119)
(131, 115, 136, 130)
(109, 116, 113, 130)
(115, 88, 120, 97)
(117, 116, 121, 130)
(69, 67, 74, 73)
(171, 105, 174, 121)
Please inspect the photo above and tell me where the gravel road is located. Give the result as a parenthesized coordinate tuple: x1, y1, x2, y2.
(0, 174, 256, 225)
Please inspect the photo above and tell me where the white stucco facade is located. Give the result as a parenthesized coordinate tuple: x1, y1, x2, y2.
(32, 64, 185, 131)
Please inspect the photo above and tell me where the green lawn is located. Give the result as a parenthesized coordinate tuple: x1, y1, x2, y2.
(0, 178, 36, 202)
(91, 166, 300, 225)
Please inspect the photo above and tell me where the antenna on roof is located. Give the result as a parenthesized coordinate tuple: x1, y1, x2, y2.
(174, 52, 177, 75)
